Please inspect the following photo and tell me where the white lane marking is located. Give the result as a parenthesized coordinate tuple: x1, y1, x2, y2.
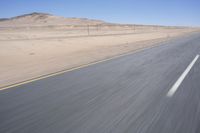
(167, 55, 199, 97)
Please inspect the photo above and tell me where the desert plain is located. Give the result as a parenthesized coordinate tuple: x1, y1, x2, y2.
(0, 13, 199, 87)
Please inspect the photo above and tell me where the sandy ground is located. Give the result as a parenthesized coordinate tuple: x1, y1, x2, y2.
(0, 27, 198, 88)
(0, 13, 199, 87)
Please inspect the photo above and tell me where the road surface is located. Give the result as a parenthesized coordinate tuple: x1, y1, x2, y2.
(1, 32, 200, 133)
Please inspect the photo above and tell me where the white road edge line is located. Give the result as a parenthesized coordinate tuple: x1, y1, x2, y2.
(167, 54, 199, 97)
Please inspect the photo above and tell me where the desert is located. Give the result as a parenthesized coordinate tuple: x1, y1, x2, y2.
(0, 12, 198, 87)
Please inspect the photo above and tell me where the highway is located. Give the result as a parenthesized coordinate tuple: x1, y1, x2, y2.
(1, 32, 200, 133)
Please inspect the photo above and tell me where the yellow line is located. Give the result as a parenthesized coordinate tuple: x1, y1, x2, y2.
(0, 43, 163, 91)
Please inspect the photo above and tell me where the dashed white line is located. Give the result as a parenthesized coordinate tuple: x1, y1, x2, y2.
(167, 55, 199, 97)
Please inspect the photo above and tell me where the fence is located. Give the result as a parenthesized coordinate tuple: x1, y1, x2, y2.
(0, 24, 192, 39)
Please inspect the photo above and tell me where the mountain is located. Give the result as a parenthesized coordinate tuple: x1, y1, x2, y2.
(0, 12, 107, 27)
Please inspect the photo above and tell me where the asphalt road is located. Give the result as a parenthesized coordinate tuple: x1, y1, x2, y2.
(1, 32, 200, 133)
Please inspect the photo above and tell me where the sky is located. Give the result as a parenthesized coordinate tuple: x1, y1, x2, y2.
(0, 0, 200, 26)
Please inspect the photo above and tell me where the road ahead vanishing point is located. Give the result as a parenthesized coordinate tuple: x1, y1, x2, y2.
(1, 32, 200, 133)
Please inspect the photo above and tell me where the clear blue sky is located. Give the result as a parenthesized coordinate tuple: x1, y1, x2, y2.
(0, 0, 199, 26)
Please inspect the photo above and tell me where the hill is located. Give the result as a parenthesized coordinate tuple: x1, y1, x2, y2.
(0, 12, 106, 27)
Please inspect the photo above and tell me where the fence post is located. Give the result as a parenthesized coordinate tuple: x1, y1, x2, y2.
(87, 25, 90, 35)
(96, 25, 99, 31)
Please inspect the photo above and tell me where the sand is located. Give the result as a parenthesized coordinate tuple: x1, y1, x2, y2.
(0, 13, 198, 87)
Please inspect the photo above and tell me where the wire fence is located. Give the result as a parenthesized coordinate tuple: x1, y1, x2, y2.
(0, 24, 194, 39)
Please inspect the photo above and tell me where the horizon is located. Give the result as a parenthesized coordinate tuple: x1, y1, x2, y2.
(0, 0, 200, 27)
(0, 12, 195, 27)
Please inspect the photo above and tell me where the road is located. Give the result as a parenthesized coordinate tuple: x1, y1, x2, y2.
(1, 32, 200, 133)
